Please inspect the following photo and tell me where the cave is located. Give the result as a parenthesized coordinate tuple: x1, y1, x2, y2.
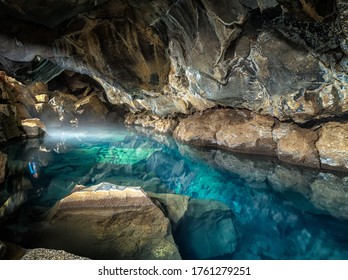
(0, 0, 348, 262)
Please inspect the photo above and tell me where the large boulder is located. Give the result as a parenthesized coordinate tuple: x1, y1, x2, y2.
(273, 123, 320, 168)
(149, 193, 238, 260)
(74, 94, 109, 122)
(36, 183, 181, 260)
(315, 122, 348, 172)
(174, 109, 277, 156)
(20, 118, 46, 138)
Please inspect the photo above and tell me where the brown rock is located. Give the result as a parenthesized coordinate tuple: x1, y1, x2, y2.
(39, 183, 181, 260)
(216, 112, 276, 155)
(34, 94, 49, 103)
(28, 82, 48, 97)
(316, 122, 348, 172)
(13, 102, 31, 120)
(125, 112, 178, 134)
(74, 94, 108, 122)
(20, 118, 46, 138)
(274, 123, 320, 168)
(174, 109, 276, 155)
(148, 192, 190, 230)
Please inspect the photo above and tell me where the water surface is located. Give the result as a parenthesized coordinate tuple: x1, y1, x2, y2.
(1, 124, 348, 260)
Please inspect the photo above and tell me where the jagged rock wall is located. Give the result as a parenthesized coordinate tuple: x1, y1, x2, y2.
(0, 0, 347, 123)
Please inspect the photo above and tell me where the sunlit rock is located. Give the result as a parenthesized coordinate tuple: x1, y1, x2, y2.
(34, 94, 49, 103)
(174, 198, 237, 259)
(21, 248, 89, 260)
(20, 118, 46, 138)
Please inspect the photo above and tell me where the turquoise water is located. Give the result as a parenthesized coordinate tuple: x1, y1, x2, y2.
(1, 124, 348, 259)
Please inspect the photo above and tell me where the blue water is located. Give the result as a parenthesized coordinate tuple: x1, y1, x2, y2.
(1, 124, 348, 260)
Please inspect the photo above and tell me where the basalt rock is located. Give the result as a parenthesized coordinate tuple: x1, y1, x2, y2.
(174, 108, 348, 171)
(315, 122, 348, 172)
(0, 0, 346, 124)
(125, 112, 178, 134)
(20, 118, 46, 138)
(0, 152, 7, 186)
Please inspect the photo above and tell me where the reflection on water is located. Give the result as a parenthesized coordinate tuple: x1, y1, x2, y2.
(1, 124, 348, 259)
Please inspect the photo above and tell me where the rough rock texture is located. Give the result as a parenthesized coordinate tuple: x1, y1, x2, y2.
(125, 112, 178, 134)
(315, 122, 348, 172)
(0, 152, 7, 186)
(0, 1, 347, 172)
(273, 123, 320, 168)
(20, 118, 46, 138)
(0, 0, 346, 123)
(174, 109, 347, 171)
(0, 71, 113, 140)
(36, 183, 181, 260)
(175, 141, 348, 221)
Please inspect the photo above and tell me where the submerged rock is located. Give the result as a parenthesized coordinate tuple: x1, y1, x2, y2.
(175, 198, 237, 260)
(37, 183, 181, 260)
(149, 192, 238, 259)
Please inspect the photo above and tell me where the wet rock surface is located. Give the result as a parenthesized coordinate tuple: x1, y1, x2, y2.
(174, 109, 348, 172)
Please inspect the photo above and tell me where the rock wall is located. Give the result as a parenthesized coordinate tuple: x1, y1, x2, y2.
(0, 0, 347, 171)
(173, 108, 348, 172)
(0, 0, 346, 122)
